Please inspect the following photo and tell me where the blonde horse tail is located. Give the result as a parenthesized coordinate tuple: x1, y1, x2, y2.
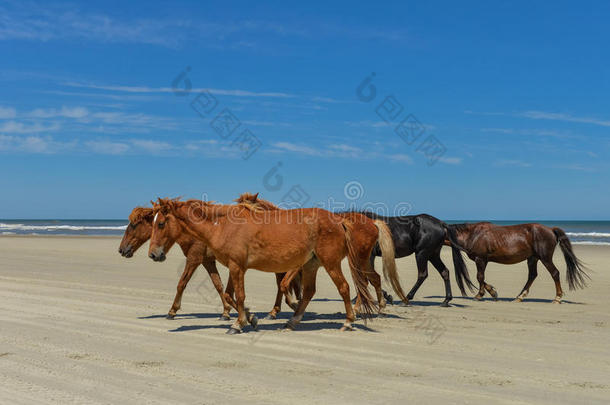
(373, 219, 408, 304)
(342, 220, 377, 319)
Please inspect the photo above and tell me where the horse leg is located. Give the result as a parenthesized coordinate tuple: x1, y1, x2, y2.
(222, 274, 238, 313)
(287, 271, 302, 310)
(323, 260, 359, 331)
(284, 262, 319, 330)
(430, 252, 453, 307)
(226, 263, 257, 334)
(541, 258, 564, 304)
(514, 257, 538, 302)
(167, 259, 198, 319)
(202, 259, 232, 320)
(266, 273, 285, 320)
(474, 258, 489, 300)
(405, 253, 430, 305)
(365, 259, 386, 314)
(279, 268, 302, 311)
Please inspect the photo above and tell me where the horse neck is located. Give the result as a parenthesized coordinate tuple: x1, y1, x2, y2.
(453, 223, 475, 246)
(173, 203, 230, 247)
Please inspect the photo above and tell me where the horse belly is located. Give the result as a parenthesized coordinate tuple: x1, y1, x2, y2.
(247, 249, 312, 272)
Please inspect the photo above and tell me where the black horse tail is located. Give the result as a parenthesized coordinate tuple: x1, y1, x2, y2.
(553, 227, 590, 290)
(444, 224, 476, 295)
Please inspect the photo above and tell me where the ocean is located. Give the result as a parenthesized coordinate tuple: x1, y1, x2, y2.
(1, 219, 609, 245)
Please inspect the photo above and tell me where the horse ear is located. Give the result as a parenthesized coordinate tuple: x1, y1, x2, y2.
(253, 192, 259, 200)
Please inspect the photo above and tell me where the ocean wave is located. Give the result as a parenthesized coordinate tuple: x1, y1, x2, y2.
(572, 241, 610, 246)
(0, 223, 127, 232)
(566, 232, 610, 238)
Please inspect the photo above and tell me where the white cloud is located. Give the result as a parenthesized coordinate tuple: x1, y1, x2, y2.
(0, 106, 17, 119)
(0, 120, 60, 134)
(519, 110, 610, 127)
(0, 134, 74, 153)
(130, 139, 173, 154)
(272, 142, 321, 156)
(388, 154, 413, 164)
(28, 106, 89, 119)
(494, 159, 532, 168)
(63, 82, 296, 98)
(85, 140, 129, 155)
(437, 156, 462, 165)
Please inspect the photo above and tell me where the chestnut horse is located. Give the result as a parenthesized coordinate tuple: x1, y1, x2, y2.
(118, 201, 302, 320)
(149, 198, 398, 334)
(447, 222, 589, 303)
(118, 206, 232, 319)
(236, 193, 402, 314)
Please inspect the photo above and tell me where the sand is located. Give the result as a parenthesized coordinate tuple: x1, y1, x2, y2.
(0, 235, 608, 404)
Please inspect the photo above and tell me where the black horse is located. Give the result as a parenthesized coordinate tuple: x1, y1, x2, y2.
(361, 212, 475, 307)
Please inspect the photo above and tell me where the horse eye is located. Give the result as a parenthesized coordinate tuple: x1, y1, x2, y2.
(158, 222, 165, 229)
(130, 222, 138, 230)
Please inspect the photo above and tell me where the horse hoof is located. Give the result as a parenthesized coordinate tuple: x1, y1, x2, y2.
(474, 295, 483, 301)
(265, 313, 277, 320)
(249, 315, 259, 330)
(513, 298, 523, 303)
(398, 300, 410, 307)
(553, 300, 561, 305)
(383, 291, 394, 305)
(339, 324, 354, 332)
(440, 302, 450, 308)
(226, 327, 242, 335)
(218, 314, 231, 321)
(166, 313, 176, 320)
(283, 321, 296, 331)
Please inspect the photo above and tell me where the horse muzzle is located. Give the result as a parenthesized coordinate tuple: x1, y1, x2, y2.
(149, 250, 166, 262)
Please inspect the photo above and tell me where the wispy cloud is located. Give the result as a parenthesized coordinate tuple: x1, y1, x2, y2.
(494, 159, 532, 168)
(0, 3, 410, 48)
(469, 110, 610, 128)
(437, 156, 462, 165)
(85, 140, 129, 155)
(0, 106, 17, 119)
(388, 154, 413, 164)
(62, 81, 296, 98)
(518, 110, 610, 127)
(553, 163, 596, 172)
(0, 120, 61, 134)
(270, 141, 417, 163)
(27, 106, 89, 119)
(0, 134, 74, 153)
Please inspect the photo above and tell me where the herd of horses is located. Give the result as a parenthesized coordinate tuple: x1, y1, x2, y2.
(118, 192, 590, 334)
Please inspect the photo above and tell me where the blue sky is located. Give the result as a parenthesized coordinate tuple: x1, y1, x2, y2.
(1, 0, 609, 219)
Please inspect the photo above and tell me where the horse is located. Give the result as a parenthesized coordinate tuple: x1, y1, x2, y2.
(118, 206, 232, 319)
(359, 212, 475, 307)
(446, 222, 590, 303)
(236, 193, 399, 314)
(148, 198, 399, 334)
(118, 200, 302, 320)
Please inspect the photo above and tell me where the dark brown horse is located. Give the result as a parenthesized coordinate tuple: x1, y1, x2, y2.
(447, 222, 589, 303)
(149, 198, 399, 334)
(118, 200, 302, 320)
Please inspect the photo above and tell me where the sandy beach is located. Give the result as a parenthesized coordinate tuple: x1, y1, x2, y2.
(0, 235, 608, 404)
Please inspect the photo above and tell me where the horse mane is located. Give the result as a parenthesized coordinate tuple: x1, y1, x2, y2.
(234, 192, 279, 211)
(129, 207, 153, 223)
(452, 222, 492, 232)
